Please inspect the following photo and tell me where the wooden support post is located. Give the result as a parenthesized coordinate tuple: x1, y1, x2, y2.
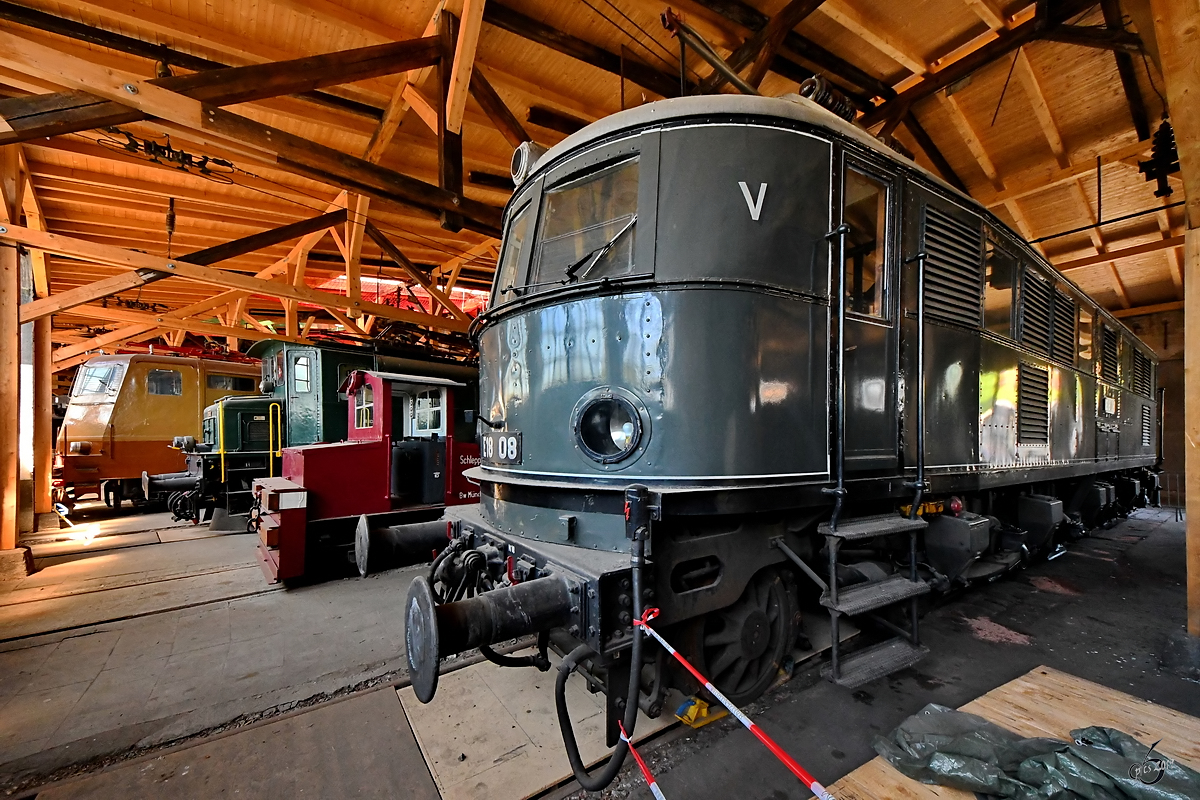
(345, 194, 368, 312)
(32, 315, 51, 516)
(1148, 0, 1200, 638)
(0, 146, 19, 552)
(439, 11, 465, 233)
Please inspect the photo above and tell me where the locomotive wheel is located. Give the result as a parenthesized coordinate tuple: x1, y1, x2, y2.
(700, 568, 798, 705)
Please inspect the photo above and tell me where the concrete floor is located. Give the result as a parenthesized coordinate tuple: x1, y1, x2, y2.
(0, 515, 426, 795)
(2, 508, 1197, 799)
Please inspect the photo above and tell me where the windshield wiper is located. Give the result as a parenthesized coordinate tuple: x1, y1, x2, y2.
(564, 214, 637, 282)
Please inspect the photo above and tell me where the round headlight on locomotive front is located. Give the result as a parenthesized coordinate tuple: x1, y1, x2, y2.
(576, 397, 641, 463)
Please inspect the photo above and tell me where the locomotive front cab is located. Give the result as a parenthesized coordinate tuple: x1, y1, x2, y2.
(407, 96, 891, 744)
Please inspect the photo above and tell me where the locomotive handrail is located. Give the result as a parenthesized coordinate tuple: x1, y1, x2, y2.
(268, 402, 283, 478)
(823, 223, 850, 534)
(218, 402, 227, 485)
(905, 251, 929, 519)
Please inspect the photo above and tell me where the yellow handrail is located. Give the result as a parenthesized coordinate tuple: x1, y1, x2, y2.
(218, 398, 227, 484)
(268, 402, 282, 478)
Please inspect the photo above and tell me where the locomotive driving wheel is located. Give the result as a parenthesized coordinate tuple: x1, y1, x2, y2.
(700, 568, 798, 705)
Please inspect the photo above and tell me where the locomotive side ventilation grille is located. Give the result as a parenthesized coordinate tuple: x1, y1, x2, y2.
(1051, 289, 1075, 365)
(1132, 349, 1153, 397)
(921, 207, 982, 329)
(1101, 326, 1119, 383)
(1017, 362, 1050, 444)
(1019, 271, 1052, 355)
(1141, 405, 1152, 447)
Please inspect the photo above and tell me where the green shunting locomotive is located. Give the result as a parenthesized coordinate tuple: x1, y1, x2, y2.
(144, 340, 478, 527)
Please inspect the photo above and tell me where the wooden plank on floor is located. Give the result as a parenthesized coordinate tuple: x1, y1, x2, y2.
(37, 689, 438, 800)
(827, 665, 1200, 799)
(398, 648, 674, 800)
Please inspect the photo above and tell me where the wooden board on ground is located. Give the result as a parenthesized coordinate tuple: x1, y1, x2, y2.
(37, 689, 439, 800)
(398, 649, 673, 800)
(828, 665, 1200, 799)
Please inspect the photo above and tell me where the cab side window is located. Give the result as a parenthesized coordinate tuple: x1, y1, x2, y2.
(842, 167, 889, 318)
(983, 238, 1016, 338)
(355, 384, 374, 429)
(293, 356, 312, 393)
(147, 369, 182, 396)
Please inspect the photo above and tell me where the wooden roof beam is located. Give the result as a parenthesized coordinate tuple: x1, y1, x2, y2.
(817, 0, 928, 76)
(19, 210, 349, 322)
(1012, 48, 1070, 169)
(963, 0, 1009, 31)
(0, 0, 384, 122)
(1038, 23, 1144, 53)
(0, 224, 470, 333)
(363, 1, 447, 164)
(469, 67, 531, 148)
(446, 0, 486, 136)
(862, 0, 1096, 127)
(60, 303, 309, 345)
(1100, 0, 1152, 142)
(1054, 234, 1185, 272)
(0, 33, 502, 236)
(901, 110, 969, 193)
(0, 35, 440, 148)
(365, 222, 469, 321)
(1156, 208, 1184, 297)
(1112, 300, 1184, 318)
(983, 139, 1151, 207)
(697, 0, 826, 93)
(439, 11, 466, 233)
(686, 0, 893, 100)
(483, 1, 684, 99)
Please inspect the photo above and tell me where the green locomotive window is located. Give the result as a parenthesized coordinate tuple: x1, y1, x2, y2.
(983, 239, 1016, 338)
(147, 369, 182, 396)
(355, 384, 374, 429)
(207, 374, 255, 391)
(72, 364, 123, 397)
(414, 389, 442, 433)
(494, 202, 532, 303)
(293, 356, 312, 393)
(842, 167, 888, 317)
(533, 158, 639, 286)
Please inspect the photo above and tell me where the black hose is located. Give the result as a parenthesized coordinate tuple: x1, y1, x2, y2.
(480, 630, 551, 671)
(554, 532, 645, 791)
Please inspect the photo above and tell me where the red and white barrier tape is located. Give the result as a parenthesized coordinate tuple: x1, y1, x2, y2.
(619, 721, 667, 800)
(634, 608, 835, 800)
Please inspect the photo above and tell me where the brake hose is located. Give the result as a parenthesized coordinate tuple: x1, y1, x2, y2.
(554, 527, 646, 791)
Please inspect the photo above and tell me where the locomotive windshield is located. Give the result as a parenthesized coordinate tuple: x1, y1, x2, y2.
(532, 157, 639, 284)
(72, 363, 125, 398)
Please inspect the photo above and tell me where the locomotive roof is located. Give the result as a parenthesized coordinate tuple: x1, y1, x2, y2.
(350, 370, 466, 388)
(531, 94, 963, 201)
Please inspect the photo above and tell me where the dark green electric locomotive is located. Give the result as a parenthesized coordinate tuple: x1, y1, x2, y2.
(144, 340, 476, 525)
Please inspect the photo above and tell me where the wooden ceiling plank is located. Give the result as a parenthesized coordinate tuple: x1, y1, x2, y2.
(1156, 208, 1184, 296)
(963, 0, 1008, 31)
(984, 139, 1152, 206)
(0, 224, 470, 333)
(817, 0, 927, 76)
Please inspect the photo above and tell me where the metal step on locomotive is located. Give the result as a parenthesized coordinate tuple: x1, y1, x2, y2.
(392, 90, 1159, 791)
(144, 340, 477, 530)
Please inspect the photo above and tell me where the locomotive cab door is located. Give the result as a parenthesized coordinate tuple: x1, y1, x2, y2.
(836, 156, 900, 471)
